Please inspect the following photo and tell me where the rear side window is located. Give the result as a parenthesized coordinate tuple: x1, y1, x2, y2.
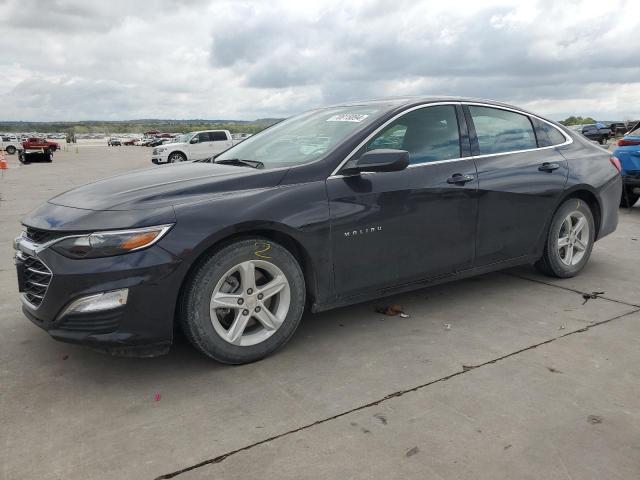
(364, 105, 461, 165)
(469, 106, 537, 155)
(532, 118, 567, 147)
(209, 131, 228, 141)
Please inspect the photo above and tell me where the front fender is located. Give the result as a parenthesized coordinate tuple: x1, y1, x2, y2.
(158, 180, 333, 305)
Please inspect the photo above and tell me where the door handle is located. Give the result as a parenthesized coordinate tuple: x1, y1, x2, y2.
(447, 173, 474, 185)
(538, 162, 560, 172)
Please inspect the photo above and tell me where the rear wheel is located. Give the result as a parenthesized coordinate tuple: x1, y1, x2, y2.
(180, 238, 306, 364)
(168, 152, 186, 163)
(5, 145, 16, 155)
(535, 198, 595, 278)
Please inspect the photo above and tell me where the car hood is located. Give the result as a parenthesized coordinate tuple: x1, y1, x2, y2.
(48, 162, 288, 211)
(156, 141, 185, 149)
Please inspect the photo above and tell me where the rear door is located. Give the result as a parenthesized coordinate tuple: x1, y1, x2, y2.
(209, 131, 233, 155)
(465, 104, 569, 265)
(328, 104, 478, 297)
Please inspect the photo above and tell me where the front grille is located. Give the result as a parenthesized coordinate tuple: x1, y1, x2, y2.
(24, 226, 68, 245)
(22, 254, 52, 308)
(152, 148, 159, 155)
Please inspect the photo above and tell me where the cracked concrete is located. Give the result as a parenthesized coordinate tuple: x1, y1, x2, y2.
(157, 307, 640, 479)
(1, 146, 639, 480)
(178, 310, 640, 480)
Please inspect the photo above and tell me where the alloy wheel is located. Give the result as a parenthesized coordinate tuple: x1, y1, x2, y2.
(209, 260, 291, 346)
(557, 211, 589, 266)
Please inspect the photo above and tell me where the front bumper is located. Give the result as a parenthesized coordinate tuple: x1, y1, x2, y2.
(151, 156, 168, 165)
(14, 234, 184, 356)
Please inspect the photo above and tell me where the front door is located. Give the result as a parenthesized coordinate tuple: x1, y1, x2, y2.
(328, 104, 478, 298)
(189, 132, 213, 160)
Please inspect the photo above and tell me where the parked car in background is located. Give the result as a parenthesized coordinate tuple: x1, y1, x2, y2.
(122, 139, 136, 146)
(22, 137, 59, 152)
(625, 121, 640, 135)
(607, 122, 629, 138)
(151, 130, 236, 163)
(581, 123, 610, 144)
(148, 138, 172, 148)
(613, 124, 640, 207)
(107, 137, 122, 146)
(1, 135, 23, 155)
(14, 97, 621, 363)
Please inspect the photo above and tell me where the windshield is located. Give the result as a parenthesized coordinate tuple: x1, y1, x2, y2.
(175, 133, 194, 143)
(215, 106, 385, 169)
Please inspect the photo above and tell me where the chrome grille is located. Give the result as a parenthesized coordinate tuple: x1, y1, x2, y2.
(24, 226, 67, 245)
(21, 253, 52, 308)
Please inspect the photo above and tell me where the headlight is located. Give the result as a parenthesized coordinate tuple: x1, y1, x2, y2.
(51, 225, 173, 259)
(157, 147, 166, 153)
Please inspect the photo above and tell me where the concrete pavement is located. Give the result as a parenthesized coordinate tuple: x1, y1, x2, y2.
(1, 146, 638, 479)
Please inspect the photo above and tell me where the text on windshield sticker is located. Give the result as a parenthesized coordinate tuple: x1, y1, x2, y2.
(326, 114, 369, 123)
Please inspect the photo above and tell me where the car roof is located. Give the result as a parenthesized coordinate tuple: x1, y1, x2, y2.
(322, 96, 564, 127)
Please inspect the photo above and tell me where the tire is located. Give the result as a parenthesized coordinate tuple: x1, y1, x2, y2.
(179, 238, 306, 364)
(599, 136, 607, 145)
(620, 189, 639, 208)
(535, 198, 595, 278)
(5, 145, 16, 155)
(168, 152, 186, 163)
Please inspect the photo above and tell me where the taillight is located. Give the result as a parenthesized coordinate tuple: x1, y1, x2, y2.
(618, 138, 640, 147)
(609, 156, 622, 173)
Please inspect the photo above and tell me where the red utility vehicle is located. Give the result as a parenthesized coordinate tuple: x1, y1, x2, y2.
(22, 137, 59, 151)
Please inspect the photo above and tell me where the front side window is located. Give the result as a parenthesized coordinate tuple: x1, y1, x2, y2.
(197, 132, 211, 142)
(364, 105, 461, 164)
(469, 106, 537, 155)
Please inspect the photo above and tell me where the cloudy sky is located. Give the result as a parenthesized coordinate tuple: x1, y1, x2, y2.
(0, 0, 637, 122)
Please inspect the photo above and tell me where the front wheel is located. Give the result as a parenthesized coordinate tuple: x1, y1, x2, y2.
(168, 152, 186, 163)
(535, 198, 595, 278)
(5, 145, 16, 155)
(179, 238, 306, 364)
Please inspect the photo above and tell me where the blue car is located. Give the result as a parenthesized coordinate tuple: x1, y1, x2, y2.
(613, 123, 640, 207)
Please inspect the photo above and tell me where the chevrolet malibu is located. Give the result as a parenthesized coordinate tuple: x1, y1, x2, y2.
(14, 97, 622, 364)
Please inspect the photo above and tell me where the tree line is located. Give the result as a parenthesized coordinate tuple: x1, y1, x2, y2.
(0, 119, 282, 134)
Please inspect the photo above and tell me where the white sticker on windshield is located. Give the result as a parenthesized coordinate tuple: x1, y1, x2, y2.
(326, 114, 369, 123)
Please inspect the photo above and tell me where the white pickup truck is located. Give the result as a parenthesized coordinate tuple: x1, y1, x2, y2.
(151, 130, 236, 164)
(1, 135, 23, 155)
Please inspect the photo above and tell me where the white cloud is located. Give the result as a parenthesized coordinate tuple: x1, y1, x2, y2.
(0, 0, 637, 121)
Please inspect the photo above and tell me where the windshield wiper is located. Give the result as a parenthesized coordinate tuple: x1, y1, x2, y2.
(215, 158, 264, 169)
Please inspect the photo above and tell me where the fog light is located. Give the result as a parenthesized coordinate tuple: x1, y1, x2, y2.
(59, 289, 128, 318)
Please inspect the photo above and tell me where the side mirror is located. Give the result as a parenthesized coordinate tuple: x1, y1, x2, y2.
(190, 137, 199, 144)
(341, 149, 409, 175)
